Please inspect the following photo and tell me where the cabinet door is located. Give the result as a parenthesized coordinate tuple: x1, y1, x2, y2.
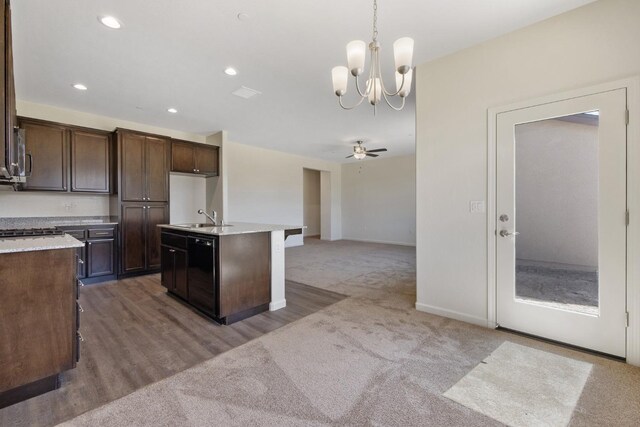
(120, 132, 146, 201)
(71, 130, 111, 193)
(87, 239, 115, 277)
(145, 136, 169, 202)
(160, 245, 175, 290)
(4, 0, 16, 156)
(146, 204, 169, 270)
(195, 145, 218, 176)
(22, 121, 68, 191)
(174, 248, 188, 299)
(171, 141, 195, 173)
(121, 204, 146, 274)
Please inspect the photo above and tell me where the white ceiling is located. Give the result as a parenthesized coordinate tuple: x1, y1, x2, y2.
(12, 0, 595, 162)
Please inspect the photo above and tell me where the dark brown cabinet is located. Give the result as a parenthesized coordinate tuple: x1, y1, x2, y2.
(18, 118, 113, 193)
(118, 130, 169, 202)
(70, 130, 112, 193)
(0, 247, 78, 408)
(170, 139, 218, 176)
(21, 119, 68, 191)
(1, 0, 17, 177)
(120, 203, 168, 275)
(58, 225, 117, 284)
(161, 234, 188, 300)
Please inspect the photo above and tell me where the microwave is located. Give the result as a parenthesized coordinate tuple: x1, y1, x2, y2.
(1, 127, 30, 186)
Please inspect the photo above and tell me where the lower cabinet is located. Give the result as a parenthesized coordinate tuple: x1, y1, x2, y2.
(161, 244, 188, 300)
(58, 225, 117, 284)
(0, 248, 79, 408)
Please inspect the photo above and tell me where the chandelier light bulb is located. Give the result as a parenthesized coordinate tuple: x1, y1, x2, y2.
(367, 78, 381, 105)
(393, 37, 415, 74)
(332, 66, 349, 96)
(346, 40, 366, 76)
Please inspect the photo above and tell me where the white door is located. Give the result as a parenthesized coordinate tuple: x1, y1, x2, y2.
(496, 89, 627, 357)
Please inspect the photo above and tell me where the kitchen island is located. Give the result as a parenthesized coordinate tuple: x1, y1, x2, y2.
(158, 222, 303, 324)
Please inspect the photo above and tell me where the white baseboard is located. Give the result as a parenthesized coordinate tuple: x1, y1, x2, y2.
(270, 299, 287, 311)
(415, 302, 488, 327)
(342, 237, 416, 247)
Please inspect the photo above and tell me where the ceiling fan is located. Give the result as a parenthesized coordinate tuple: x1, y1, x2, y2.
(346, 141, 388, 160)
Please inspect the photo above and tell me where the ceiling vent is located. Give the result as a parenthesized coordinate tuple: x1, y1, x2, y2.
(232, 86, 261, 99)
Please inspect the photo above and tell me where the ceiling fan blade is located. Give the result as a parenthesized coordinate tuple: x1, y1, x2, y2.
(366, 153, 379, 157)
(345, 154, 354, 158)
(366, 148, 388, 153)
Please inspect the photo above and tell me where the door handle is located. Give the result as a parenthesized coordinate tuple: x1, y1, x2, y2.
(499, 230, 520, 237)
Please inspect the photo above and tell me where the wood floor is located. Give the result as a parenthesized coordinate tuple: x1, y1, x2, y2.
(0, 275, 346, 427)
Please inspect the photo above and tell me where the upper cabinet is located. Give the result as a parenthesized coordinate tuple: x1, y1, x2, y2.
(70, 129, 112, 193)
(21, 119, 68, 191)
(1, 0, 17, 175)
(117, 130, 169, 202)
(171, 139, 218, 176)
(19, 117, 114, 193)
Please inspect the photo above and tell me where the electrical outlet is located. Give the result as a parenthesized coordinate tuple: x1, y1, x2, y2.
(469, 201, 485, 213)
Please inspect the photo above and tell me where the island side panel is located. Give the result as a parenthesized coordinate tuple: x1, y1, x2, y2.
(270, 229, 286, 311)
(217, 232, 271, 319)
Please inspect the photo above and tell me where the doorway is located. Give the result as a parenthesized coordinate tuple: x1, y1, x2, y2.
(494, 88, 628, 357)
(303, 168, 321, 238)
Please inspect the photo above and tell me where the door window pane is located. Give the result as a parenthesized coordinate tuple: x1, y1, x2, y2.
(514, 112, 599, 315)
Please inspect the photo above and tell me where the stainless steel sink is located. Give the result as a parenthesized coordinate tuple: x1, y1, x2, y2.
(174, 223, 233, 228)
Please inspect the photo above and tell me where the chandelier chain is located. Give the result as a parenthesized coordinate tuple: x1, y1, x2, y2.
(372, 0, 378, 42)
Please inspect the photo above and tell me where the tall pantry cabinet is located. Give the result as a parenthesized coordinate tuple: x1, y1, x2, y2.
(116, 129, 170, 276)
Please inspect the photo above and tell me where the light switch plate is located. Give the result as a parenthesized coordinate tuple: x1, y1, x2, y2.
(469, 200, 485, 213)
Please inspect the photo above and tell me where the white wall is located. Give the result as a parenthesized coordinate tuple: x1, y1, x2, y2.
(516, 119, 598, 268)
(341, 155, 416, 246)
(303, 169, 321, 236)
(415, 0, 640, 325)
(1, 100, 208, 219)
(224, 141, 342, 247)
(169, 174, 207, 224)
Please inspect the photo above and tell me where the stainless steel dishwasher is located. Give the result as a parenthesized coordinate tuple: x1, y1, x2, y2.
(187, 236, 217, 317)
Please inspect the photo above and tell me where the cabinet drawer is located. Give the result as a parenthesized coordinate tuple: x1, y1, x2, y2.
(88, 228, 115, 239)
(161, 232, 188, 250)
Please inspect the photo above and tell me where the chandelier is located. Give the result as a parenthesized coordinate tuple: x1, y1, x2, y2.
(331, 0, 414, 114)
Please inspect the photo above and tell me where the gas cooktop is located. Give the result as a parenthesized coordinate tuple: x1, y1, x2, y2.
(0, 227, 64, 238)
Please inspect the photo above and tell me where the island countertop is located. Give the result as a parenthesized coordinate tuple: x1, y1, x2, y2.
(0, 234, 85, 254)
(158, 222, 304, 237)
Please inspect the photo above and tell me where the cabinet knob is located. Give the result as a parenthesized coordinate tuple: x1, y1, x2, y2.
(169, 249, 176, 253)
(78, 280, 85, 287)
(78, 304, 84, 313)
(78, 332, 85, 342)
(77, 258, 84, 265)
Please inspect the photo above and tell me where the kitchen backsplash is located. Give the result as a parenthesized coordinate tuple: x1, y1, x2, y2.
(0, 192, 110, 218)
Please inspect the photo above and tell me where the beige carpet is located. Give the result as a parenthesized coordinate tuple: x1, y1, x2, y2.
(58, 238, 640, 426)
(444, 341, 593, 426)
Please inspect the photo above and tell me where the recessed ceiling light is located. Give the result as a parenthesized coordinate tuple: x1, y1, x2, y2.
(72, 83, 88, 91)
(224, 67, 238, 76)
(167, 108, 178, 114)
(237, 13, 250, 21)
(99, 15, 122, 29)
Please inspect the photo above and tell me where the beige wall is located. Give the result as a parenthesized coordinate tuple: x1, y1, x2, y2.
(516, 119, 598, 268)
(224, 141, 342, 247)
(341, 155, 416, 246)
(415, 0, 640, 325)
(303, 169, 321, 236)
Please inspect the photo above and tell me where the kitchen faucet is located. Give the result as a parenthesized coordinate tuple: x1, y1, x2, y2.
(198, 209, 217, 225)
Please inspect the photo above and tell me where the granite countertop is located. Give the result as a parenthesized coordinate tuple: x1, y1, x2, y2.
(158, 222, 304, 236)
(0, 216, 119, 229)
(0, 234, 85, 254)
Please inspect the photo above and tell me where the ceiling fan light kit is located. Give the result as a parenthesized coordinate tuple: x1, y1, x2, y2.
(331, 0, 414, 114)
(346, 141, 388, 160)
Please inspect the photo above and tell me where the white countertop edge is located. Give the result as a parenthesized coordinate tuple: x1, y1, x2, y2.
(0, 235, 84, 254)
(158, 222, 305, 236)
